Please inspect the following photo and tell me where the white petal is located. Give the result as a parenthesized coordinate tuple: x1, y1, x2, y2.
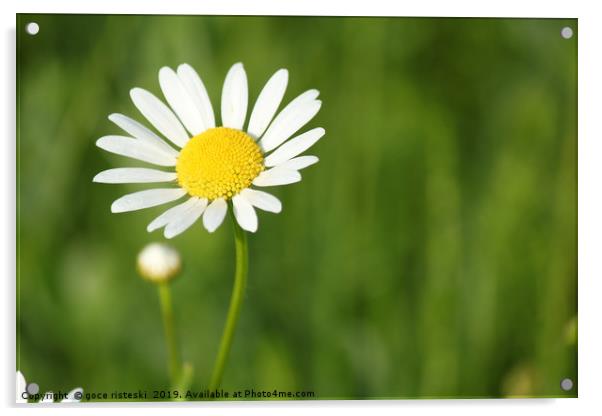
(221, 63, 248, 129)
(111, 188, 186, 213)
(164, 198, 208, 239)
(40, 392, 54, 403)
(247, 69, 288, 139)
(93, 168, 177, 184)
(232, 194, 257, 232)
(159, 67, 206, 135)
(16, 371, 26, 403)
(147, 197, 199, 232)
(278, 89, 319, 108)
(264, 127, 325, 167)
(259, 91, 321, 152)
(252, 167, 301, 187)
(239, 188, 281, 213)
(61, 388, 83, 403)
(96, 135, 176, 166)
(108, 113, 179, 157)
(177, 63, 215, 130)
(130, 88, 189, 147)
(277, 155, 319, 171)
(202, 198, 228, 233)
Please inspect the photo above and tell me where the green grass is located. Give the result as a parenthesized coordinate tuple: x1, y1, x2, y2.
(17, 15, 577, 400)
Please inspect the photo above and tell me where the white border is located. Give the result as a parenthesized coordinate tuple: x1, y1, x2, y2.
(3, 1, 599, 415)
(0, 0, 584, 17)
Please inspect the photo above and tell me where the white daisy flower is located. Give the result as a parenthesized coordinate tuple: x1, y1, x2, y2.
(16, 371, 26, 404)
(94, 63, 324, 238)
(136, 242, 181, 282)
(61, 388, 85, 403)
(16, 371, 83, 403)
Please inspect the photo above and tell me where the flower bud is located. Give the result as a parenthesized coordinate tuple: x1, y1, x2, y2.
(137, 243, 181, 283)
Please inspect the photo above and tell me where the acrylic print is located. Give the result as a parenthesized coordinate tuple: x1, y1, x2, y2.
(16, 14, 577, 402)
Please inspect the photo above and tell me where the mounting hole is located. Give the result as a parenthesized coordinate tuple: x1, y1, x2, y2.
(25, 22, 39, 35)
(561, 26, 573, 39)
(26, 382, 39, 395)
(560, 378, 574, 391)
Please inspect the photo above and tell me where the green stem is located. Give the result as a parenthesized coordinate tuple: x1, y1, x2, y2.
(208, 209, 248, 391)
(158, 282, 181, 386)
(175, 362, 194, 401)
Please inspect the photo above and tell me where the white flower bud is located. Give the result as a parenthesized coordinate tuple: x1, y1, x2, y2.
(137, 243, 181, 283)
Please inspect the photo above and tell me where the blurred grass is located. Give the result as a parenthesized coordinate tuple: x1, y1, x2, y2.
(16, 15, 577, 400)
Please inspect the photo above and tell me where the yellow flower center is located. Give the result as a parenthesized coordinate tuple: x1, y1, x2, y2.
(176, 127, 264, 200)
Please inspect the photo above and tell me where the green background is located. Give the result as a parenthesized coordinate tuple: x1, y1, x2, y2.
(17, 15, 577, 400)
